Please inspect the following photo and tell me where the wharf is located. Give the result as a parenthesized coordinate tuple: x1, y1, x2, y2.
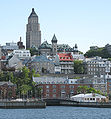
(44, 99, 111, 108)
(0, 100, 46, 109)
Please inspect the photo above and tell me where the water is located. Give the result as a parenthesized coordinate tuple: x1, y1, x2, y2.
(0, 106, 111, 119)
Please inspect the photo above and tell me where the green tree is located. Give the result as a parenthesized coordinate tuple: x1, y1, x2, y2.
(74, 60, 84, 74)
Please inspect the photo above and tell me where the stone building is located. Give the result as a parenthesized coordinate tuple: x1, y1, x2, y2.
(28, 55, 55, 74)
(86, 57, 111, 76)
(26, 8, 41, 49)
(38, 41, 52, 55)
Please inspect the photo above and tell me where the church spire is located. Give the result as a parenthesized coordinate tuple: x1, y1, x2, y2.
(51, 34, 57, 43)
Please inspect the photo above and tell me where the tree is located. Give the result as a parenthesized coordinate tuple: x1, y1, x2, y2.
(77, 86, 103, 95)
(74, 60, 84, 74)
(84, 47, 111, 58)
(28, 48, 39, 56)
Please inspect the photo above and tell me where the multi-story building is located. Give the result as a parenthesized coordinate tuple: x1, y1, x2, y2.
(107, 78, 111, 96)
(2, 42, 18, 54)
(77, 76, 107, 94)
(28, 55, 55, 74)
(0, 81, 16, 99)
(57, 53, 74, 74)
(86, 57, 111, 76)
(33, 77, 92, 99)
(11, 49, 31, 60)
(26, 8, 41, 49)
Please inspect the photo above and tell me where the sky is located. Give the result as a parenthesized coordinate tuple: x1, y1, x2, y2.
(0, 0, 111, 53)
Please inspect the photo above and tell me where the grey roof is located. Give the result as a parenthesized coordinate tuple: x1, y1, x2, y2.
(76, 77, 106, 84)
(33, 76, 68, 84)
(31, 55, 54, 64)
(0, 81, 15, 86)
(29, 8, 38, 18)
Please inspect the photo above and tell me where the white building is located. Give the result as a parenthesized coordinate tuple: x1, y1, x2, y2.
(70, 93, 107, 102)
(2, 42, 18, 50)
(11, 49, 31, 60)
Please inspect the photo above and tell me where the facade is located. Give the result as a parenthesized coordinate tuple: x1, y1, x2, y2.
(0, 81, 16, 99)
(57, 53, 74, 74)
(38, 41, 52, 55)
(86, 57, 111, 76)
(107, 78, 111, 96)
(12, 49, 31, 60)
(28, 55, 55, 74)
(2, 42, 18, 54)
(26, 8, 41, 49)
(77, 76, 107, 94)
(33, 77, 92, 99)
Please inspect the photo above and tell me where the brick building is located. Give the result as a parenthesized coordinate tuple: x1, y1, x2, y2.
(0, 81, 16, 99)
(33, 77, 92, 99)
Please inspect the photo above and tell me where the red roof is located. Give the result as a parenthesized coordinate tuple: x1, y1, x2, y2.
(57, 53, 73, 61)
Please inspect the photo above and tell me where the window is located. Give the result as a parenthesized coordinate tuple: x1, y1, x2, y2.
(53, 89, 56, 93)
(69, 85, 74, 88)
(46, 89, 49, 93)
(53, 94, 56, 98)
(52, 85, 56, 88)
(46, 85, 49, 88)
(61, 85, 65, 88)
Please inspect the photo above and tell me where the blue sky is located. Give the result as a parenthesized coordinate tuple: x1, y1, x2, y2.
(0, 0, 111, 53)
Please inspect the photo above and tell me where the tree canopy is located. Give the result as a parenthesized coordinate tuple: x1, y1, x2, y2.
(84, 47, 111, 58)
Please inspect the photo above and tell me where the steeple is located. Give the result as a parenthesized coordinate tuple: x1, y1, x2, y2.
(29, 8, 38, 18)
(51, 34, 57, 43)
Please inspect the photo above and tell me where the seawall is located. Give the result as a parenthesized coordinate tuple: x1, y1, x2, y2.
(0, 100, 46, 109)
(44, 99, 111, 108)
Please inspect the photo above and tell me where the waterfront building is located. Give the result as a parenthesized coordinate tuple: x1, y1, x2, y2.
(0, 81, 16, 99)
(26, 8, 41, 49)
(70, 93, 107, 102)
(76, 76, 107, 94)
(107, 78, 111, 96)
(57, 53, 74, 74)
(33, 76, 92, 99)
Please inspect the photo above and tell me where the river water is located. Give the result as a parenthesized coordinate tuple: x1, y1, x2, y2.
(0, 106, 111, 119)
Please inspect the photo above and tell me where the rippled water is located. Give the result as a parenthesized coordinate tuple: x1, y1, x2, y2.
(0, 106, 111, 119)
